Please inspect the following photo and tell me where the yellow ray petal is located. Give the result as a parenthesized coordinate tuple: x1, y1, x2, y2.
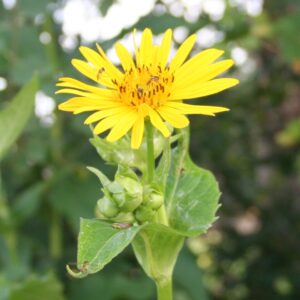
(148, 106, 170, 137)
(167, 102, 229, 116)
(174, 48, 224, 79)
(81, 46, 123, 81)
(172, 59, 234, 90)
(139, 28, 153, 67)
(72, 59, 97, 81)
(106, 110, 137, 142)
(151, 46, 160, 66)
(58, 97, 118, 112)
(84, 106, 129, 124)
(56, 88, 101, 99)
(115, 42, 135, 72)
(73, 106, 103, 114)
(133, 28, 140, 66)
(157, 29, 172, 68)
(131, 110, 145, 149)
(79, 46, 103, 66)
(57, 77, 117, 98)
(93, 114, 123, 135)
(158, 106, 190, 128)
(56, 88, 116, 101)
(169, 34, 196, 71)
(169, 78, 239, 100)
(73, 102, 120, 114)
(71, 59, 115, 88)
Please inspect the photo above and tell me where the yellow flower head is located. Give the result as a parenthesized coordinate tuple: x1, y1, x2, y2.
(56, 28, 239, 149)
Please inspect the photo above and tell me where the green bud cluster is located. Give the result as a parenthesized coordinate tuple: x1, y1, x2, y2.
(134, 185, 164, 223)
(89, 166, 164, 224)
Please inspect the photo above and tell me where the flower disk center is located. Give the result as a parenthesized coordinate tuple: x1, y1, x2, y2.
(117, 66, 174, 109)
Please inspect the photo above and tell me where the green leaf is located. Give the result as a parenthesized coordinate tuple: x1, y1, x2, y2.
(68, 219, 141, 278)
(132, 224, 184, 283)
(167, 156, 221, 236)
(0, 76, 38, 161)
(9, 274, 65, 300)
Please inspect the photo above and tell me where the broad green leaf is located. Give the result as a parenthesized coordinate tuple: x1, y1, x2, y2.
(167, 156, 220, 236)
(132, 224, 184, 283)
(9, 274, 65, 300)
(0, 76, 38, 161)
(68, 219, 141, 278)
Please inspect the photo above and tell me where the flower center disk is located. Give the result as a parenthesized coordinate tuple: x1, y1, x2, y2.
(117, 65, 174, 109)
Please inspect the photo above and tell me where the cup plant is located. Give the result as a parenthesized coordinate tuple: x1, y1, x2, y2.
(56, 28, 238, 300)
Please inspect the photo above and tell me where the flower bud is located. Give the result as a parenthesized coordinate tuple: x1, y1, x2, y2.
(122, 194, 143, 212)
(112, 192, 143, 213)
(115, 166, 143, 195)
(97, 196, 119, 218)
(135, 205, 156, 223)
(147, 191, 164, 210)
(112, 212, 135, 223)
(143, 186, 164, 210)
(117, 176, 143, 195)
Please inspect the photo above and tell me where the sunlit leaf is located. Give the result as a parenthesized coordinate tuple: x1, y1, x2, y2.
(68, 219, 141, 278)
(164, 129, 220, 237)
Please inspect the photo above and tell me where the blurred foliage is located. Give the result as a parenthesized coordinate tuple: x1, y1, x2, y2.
(0, 0, 300, 299)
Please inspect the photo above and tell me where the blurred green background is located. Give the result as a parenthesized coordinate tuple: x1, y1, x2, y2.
(0, 0, 300, 299)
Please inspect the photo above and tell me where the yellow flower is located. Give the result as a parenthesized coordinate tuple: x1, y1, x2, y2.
(56, 28, 239, 149)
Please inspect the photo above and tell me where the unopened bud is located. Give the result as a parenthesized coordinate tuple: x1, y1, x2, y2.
(135, 205, 156, 223)
(147, 191, 164, 210)
(97, 196, 119, 218)
(117, 176, 143, 195)
(113, 212, 135, 223)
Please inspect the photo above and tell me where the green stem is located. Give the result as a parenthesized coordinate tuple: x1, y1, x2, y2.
(156, 278, 173, 300)
(157, 205, 169, 226)
(146, 121, 155, 183)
